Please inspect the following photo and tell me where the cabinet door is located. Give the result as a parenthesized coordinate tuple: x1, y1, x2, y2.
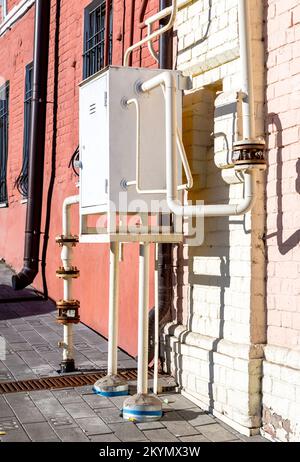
(80, 74, 108, 209)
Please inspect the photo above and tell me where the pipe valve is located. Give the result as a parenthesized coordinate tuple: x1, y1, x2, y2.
(56, 300, 80, 324)
(56, 234, 79, 247)
(232, 140, 266, 171)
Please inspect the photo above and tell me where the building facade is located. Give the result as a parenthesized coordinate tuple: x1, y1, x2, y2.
(0, 0, 299, 442)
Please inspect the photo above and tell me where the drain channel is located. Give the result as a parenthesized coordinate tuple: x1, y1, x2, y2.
(0, 369, 148, 394)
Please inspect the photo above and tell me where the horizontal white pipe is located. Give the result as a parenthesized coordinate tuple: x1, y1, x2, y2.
(124, 0, 177, 66)
(145, 0, 192, 26)
(141, 72, 257, 218)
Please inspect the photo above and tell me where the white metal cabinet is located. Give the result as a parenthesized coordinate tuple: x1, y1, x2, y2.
(79, 73, 108, 209)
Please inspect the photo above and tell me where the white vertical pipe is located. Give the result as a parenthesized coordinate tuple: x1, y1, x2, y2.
(153, 243, 159, 395)
(61, 196, 79, 365)
(238, 0, 255, 140)
(107, 241, 120, 376)
(63, 324, 73, 361)
(137, 242, 150, 395)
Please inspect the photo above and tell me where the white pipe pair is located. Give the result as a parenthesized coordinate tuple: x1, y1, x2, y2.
(140, 72, 257, 218)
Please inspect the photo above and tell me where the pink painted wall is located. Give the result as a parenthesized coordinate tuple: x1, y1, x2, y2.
(265, 0, 300, 349)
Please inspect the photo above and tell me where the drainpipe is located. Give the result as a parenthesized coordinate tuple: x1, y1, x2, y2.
(12, 0, 51, 291)
(152, 0, 174, 385)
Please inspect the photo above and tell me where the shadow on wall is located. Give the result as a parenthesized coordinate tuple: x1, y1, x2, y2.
(266, 113, 300, 255)
(176, 0, 213, 59)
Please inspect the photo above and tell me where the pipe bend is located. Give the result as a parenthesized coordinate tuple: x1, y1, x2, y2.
(167, 171, 256, 218)
(12, 267, 38, 291)
(62, 195, 79, 237)
(141, 70, 175, 93)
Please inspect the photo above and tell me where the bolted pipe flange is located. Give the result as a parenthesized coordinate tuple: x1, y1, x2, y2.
(56, 299, 80, 324)
(122, 393, 163, 422)
(232, 139, 266, 171)
(56, 266, 80, 279)
(56, 234, 79, 247)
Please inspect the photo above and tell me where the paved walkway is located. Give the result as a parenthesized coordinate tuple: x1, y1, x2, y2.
(0, 262, 267, 443)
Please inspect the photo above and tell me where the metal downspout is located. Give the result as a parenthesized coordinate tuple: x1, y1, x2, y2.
(12, 0, 51, 291)
(148, 0, 174, 364)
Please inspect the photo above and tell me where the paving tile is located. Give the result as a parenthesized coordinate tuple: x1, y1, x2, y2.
(177, 408, 215, 427)
(54, 426, 90, 442)
(179, 434, 210, 442)
(109, 395, 127, 410)
(0, 421, 30, 442)
(239, 434, 269, 442)
(159, 393, 196, 410)
(76, 416, 112, 436)
(0, 370, 14, 381)
(23, 422, 61, 442)
(7, 342, 33, 352)
(82, 393, 115, 410)
(89, 433, 121, 442)
(161, 411, 200, 437)
(30, 391, 72, 419)
(108, 423, 147, 442)
(0, 395, 14, 417)
(118, 359, 137, 369)
(48, 416, 77, 429)
(76, 385, 96, 395)
(196, 423, 239, 442)
(97, 407, 124, 424)
(52, 388, 84, 404)
(4, 393, 46, 424)
(143, 428, 178, 442)
(0, 328, 25, 343)
(64, 401, 97, 419)
(136, 421, 165, 431)
(19, 331, 47, 345)
(18, 350, 48, 368)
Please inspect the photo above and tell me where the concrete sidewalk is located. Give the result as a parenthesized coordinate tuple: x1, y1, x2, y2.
(0, 262, 267, 443)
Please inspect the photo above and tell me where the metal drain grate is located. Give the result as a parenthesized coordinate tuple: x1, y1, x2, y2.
(0, 369, 147, 394)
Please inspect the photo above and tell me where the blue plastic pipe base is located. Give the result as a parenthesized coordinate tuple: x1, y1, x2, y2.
(122, 393, 163, 422)
(93, 374, 129, 397)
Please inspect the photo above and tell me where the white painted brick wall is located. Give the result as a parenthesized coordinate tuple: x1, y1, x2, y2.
(164, 0, 266, 437)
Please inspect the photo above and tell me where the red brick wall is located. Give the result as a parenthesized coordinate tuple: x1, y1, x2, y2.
(6, 0, 20, 13)
(0, 0, 159, 356)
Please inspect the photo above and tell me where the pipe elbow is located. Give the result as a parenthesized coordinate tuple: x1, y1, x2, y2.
(234, 193, 256, 215)
(12, 267, 38, 291)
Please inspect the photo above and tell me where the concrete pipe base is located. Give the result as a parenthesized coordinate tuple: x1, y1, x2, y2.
(122, 393, 163, 422)
(93, 374, 129, 397)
